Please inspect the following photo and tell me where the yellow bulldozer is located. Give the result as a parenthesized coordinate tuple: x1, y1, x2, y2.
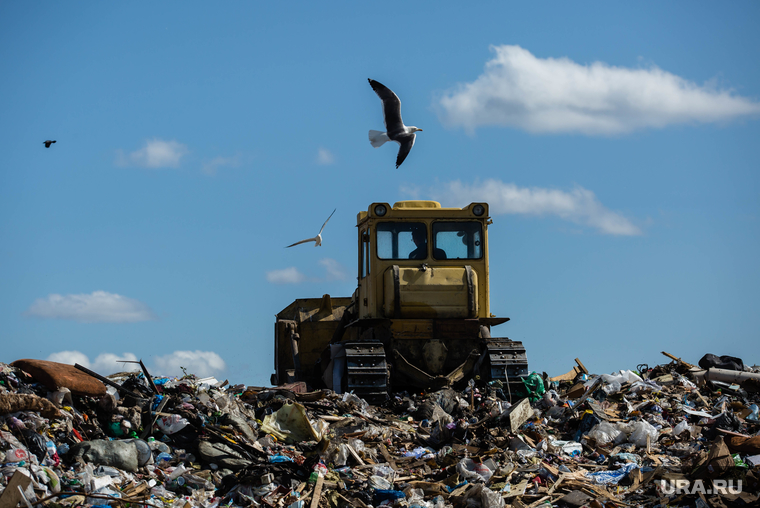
(272, 200, 528, 401)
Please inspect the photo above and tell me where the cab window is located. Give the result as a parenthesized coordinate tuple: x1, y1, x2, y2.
(377, 222, 427, 260)
(433, 222, 483, 260)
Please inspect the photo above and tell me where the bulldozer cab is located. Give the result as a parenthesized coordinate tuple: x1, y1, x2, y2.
(356, 201, 492, 320)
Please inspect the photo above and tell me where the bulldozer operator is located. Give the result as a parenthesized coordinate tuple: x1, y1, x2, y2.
(409, 227, 447, 260)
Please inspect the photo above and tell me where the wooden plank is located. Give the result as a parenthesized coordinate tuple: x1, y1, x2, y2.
(377, 443, 395, 469)
(572, 377, 603, 414)
(0, 470, 32, 508)
(547, 473, 565, 495)
(309, 475, 324, 508)
(345, 443, 366, 466)
(549, 367, 580, 382)
(527, 496, 551, 508)
(661, 351, 696, 369)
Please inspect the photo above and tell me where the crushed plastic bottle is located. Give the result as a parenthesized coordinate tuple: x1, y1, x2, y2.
(168, 464, 187, 480)
(149, 440, 171, 454)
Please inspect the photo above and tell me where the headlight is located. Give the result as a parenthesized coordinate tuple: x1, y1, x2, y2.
(374, 204, 387, 217)
(473, 204, 485, 216)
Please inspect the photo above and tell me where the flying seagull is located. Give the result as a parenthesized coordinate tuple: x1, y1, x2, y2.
(368, 79, 422, 168)
(286, 208, 336, 248)
(43, 140, 56, 148)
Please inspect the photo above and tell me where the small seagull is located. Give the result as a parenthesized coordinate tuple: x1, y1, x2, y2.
(43, 140, 56, 148)
(368, 79, 422, 168)
(286, 208, 336, 248)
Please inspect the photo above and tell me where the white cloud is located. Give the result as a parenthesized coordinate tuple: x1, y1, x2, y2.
(152, 350, 226, 378)
(425, 179, 642, 236)
(316, 147, 335, 165)
(46, 351, 91, 368)
(319, 258, 348, 281)
(45, 350, 225, 377)
(266, 267, 307, 284)
(437, 45, 760, 135)
(24, 291, 158, 323)
(118, 138, 188, 168)
(202, 155, 239, 176)
(46, 351, 140, 375)
(91, 353, 140, 373)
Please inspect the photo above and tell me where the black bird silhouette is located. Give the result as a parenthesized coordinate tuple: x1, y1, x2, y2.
(368, 79, 422, 168)
(43, 140, 56, 148)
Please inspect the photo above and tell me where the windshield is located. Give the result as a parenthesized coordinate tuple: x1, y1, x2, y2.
(376, 222, 427, 260)
(433, 222, 483, 260)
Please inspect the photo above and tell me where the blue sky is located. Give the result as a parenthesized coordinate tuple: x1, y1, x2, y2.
(2, 2, 759, 386)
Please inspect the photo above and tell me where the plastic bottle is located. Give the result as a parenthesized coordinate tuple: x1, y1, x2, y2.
(45, 441, 60, 466)
(156, 452, 173, 463)
(168, 464, 187, 480)
(148, 440, 171, 454)
(747, 404, 759, 422)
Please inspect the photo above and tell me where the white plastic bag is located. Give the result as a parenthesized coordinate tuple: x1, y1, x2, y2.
(456, 458, 493, 483)
(463, 484, 504, 508)
(672, 420, 692, 437)
(588, 422, 624, 446)
(626, 420, 659, 447)
(601, 370, 643, 385)
(157, 414, 189, 435)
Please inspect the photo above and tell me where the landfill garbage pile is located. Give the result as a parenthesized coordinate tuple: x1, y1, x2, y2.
(1, 352, 759, 508)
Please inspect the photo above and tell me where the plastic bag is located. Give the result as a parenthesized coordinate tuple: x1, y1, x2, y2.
(672, 420, 693, 437)
(548, 439, 582, 457)
(586, 462, 638, 485)
(261, 402, 322, 444)
(403, 447, 432, 459)
(463, 484, 504, 508)
(517, 372, 545, 402)
(406, 489, 434, 508)
(623, 420, 659, 447)
(324, 443, 349, 466)
(588, 422, 625, 446)
(601, 370, 643, 385)
(369, 475, 393, 490)
(342, 392, 370, 415)
(629, 380, 662, 393)
(157, 414, 189, 435)
(456, 458, 493, 483)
